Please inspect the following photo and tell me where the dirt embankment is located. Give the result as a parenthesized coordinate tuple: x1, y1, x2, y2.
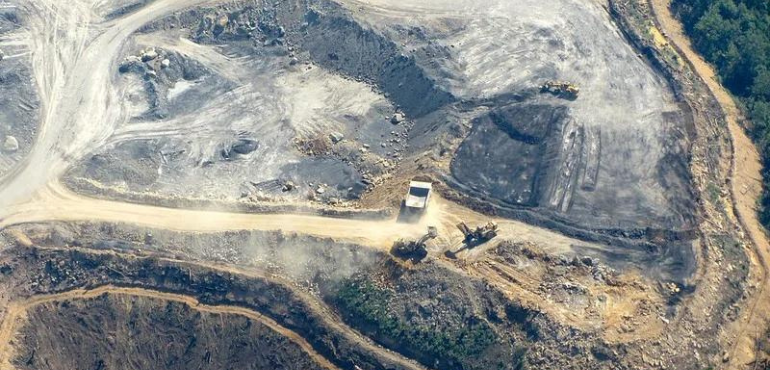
(6, 287, 337, 370)
(0, 225, 644, 370)
(0, 246, 427, 370)
(609, 0, 759, 367)
(646, 0, 770, 367)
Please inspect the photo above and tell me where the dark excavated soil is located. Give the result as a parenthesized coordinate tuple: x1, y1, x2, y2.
(451, 100, 695, 233)
(13, 294, 326, 370)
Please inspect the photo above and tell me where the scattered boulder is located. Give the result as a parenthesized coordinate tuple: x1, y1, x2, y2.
(282, 181, 296, 192)
(329, 131, 344, 143)
(118, 56, 143, 73)
(391, 112, 405, 124)
(231, 139, 259, 154)
(2, 136, 19, 153)
(217, 15, 229, 27)
(141, 49, 159, 62)
(161, 59, 171, 69)
(0, 49, 4, 62)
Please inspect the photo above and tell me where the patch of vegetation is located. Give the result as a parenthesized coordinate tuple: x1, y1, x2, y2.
(334, 279, 514, 370)
(706, 182, 722, 204)
(671, 0, 770, 229)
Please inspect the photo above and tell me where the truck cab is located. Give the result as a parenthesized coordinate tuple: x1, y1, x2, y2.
(404, 181, 432, 214)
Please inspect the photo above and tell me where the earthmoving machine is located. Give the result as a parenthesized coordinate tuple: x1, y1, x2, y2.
(391, 226, 438, 261)
(540, 80, 580, 100)
(444, 221, 499, 259)
(404, 180, 432, 213)
(457, 221, 499, 247)
(398, 180, 433, 222)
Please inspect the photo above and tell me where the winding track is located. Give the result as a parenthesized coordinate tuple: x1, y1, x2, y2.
(648, 0, 770, 367)
(0, 286, 342, 370)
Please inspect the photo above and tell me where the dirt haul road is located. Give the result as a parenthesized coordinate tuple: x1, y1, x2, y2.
(0, 286, 343, 370)
(0, 181, 595, 255)
(648, 0, 770, 367)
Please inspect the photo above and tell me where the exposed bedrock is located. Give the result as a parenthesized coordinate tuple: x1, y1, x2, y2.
(63, 0, 698, 281)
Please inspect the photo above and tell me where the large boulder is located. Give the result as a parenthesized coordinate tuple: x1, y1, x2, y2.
(231, 139, 259, 154)
(3, 136, 19, 152)
(141, 49, 159, 62)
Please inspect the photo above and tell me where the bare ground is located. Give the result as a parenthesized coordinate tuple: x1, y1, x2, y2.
(0, 286, 339, 370)
(647, 0, 770, 367)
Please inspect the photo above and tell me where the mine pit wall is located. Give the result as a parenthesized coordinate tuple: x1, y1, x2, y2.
(437, 179, 697, 282)
(138, 0, 456, 145)
(297, 8, 456, 118)
(139, 0, 454, 119)
(445, 94, 697, 275)
(434, 0, 720, 283)
(63, 0, 466, 208)
(607, 0, 751, 366)
(446, 112, 698, 242)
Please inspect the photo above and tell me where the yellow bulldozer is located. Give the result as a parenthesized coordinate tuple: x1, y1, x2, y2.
(541, 81, 580, 100)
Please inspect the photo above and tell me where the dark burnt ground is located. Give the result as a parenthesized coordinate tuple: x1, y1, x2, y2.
(13, 294, 326, 370)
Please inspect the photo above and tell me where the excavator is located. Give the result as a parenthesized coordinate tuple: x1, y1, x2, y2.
(391, 226, 438, 262)
(444, 221, 499, 259)
(456, 221, 499, 247)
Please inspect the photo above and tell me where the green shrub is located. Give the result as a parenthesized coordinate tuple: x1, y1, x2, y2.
(335, 279, 503, 369)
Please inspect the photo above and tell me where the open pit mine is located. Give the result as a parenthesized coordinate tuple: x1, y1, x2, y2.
(0, 0, 768, 369)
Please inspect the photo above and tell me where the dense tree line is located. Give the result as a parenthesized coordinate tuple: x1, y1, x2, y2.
(671, 0, 770, 228)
